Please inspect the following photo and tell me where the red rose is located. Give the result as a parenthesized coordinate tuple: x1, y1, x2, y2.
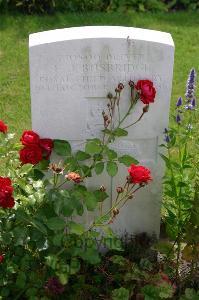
(39, 138, 53, 159)
(128, 164, 152, 184)
(0, 120, 8, 134)
(0, 177, 15, 209)
(135, 80, 156, 104)
(0, 177, 13, 194)
(19, 145, 43, 165)
(20, 130, 40, 146)
(0, 255, 4, 263)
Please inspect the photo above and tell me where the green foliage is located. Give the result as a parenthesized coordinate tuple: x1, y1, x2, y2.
(141, 282, 174, 299)
(180, 288, 199, 300)
(112, 287, 130, 300)
(161, 69, 199, 285)
(54, 139, 71, 156)
(0, 0, 198, 13)
(118, 154, 139, 166)
(106, 161, 118, 177)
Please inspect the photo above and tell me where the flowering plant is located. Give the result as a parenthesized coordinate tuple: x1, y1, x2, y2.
(158, 68, 199, 290)
(0, 80, 155, 298)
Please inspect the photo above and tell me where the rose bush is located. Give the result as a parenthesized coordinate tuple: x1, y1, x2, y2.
(0, 80, 156, 298)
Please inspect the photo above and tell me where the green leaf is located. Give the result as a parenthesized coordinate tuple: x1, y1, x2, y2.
(18, 163, 33, 176)
(35, 159, 50, 170)
(110, 255, 128, 266)
(46, 217, 65, 231)
(159, 153, 171, 169)
(54, 139, 71, 156)
(53, 233, 63, 246)
(53, 191, 75, 217)
(57, 273, 68, 285)
(65, 156, 79, 171)
(68, 221, 85, 235)
(84, 191, 98, 211)
(77, 247, 101, 265)
(181, 288, 199, 300)
(113, 128, 128, 137)
(112, 287, 129, 300)
(93, 153, 103, 161)
(93, 190, 108, 202)
(85, 140, 101, 154)
(75, 150, 91, 161)
(46, 255, 58, 270)
(106, 148, 117, 160)
(81, 165, 92, 177)
(118, 154, 139, 166)
(26, 288, 38, 298)
(95, 162, 104, 174)
(16, 272, 26, 289)
(106, 161, 118, 177)
(70, 258, 80, 275)
(101, 128, 111, 134)
(141, 284, 160, 300)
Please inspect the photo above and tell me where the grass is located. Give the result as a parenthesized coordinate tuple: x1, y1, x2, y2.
(0, 11, 199, 137)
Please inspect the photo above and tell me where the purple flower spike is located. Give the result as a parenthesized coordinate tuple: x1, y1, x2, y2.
(185, 68, 196, 102)
(185, 104, 193, 110)
(176, 114, 181, 124)
(192, 98, 196, 107)
(176, 97, 183, 107)
(164, 135, 170, 143)
(164, 128, 168, 134)
(164, 128, 170, 143)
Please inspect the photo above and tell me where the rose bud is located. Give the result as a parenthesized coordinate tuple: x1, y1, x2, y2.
(65, 172, 82, 184)
(115, 87, 120, 93)
(128, 80, 134, 88)
(143, 105, 149, 113)
(100, 185, 106, 192)
(108, 219, 114, 224)
(118, 83, 124, 90)
(103, 115, 109, 122)
(116, 186, 123, 193)
(126, 175, 132, 184)
(107, 92, 113, 99)
(113, 208, 119, 216)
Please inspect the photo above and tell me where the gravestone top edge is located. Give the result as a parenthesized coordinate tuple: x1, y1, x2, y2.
(29, 26, 174, 48)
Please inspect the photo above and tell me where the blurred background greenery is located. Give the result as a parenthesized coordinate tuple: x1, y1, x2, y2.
(0, 0, 199, 14)
(0, 1, 199, 136)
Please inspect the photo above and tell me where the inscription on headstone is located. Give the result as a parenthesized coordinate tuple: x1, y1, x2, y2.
(29, 26, 174, 236)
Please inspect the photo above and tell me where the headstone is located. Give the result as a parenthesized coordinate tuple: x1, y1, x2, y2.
(29, 26, 174, 236)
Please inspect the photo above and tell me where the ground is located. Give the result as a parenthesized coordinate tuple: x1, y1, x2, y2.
(0, 12, 199, 136)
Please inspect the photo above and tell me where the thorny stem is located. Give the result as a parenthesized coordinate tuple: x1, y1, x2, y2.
(123, 112, 145, 129)
(89, 183, 144, 231)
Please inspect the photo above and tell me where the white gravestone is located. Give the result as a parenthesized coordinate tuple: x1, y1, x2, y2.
(29, 26, 174, 236)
